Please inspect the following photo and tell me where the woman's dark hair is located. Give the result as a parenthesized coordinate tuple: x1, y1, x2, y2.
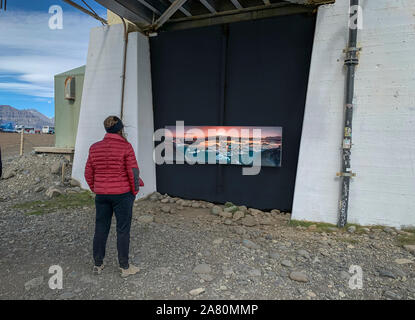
(103, 116, 127, 140)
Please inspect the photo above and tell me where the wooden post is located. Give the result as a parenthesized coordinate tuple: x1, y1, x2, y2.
(20, 129, 24, 156)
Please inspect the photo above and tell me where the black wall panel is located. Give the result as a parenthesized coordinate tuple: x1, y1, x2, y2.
(150, 14, 316, 211)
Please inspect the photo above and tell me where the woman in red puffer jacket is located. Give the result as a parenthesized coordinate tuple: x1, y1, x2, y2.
(84, 115, 142, 278)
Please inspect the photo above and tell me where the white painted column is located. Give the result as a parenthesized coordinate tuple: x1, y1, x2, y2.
(292, 0, 415, 228)
(123, 31, 157, 198)
(72, 24, 156, 198)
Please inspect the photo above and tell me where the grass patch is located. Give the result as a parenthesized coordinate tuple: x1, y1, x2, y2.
(14, 191, 94, 215)
(397, 233, 415, 246)
(289, 220, 315, 228)
(364, 225, 384, 230)
(25, 210, 44, 216)
(289, 219, 382, 234)
(402, 227, 415, 234)
(289, 220, 339, 233)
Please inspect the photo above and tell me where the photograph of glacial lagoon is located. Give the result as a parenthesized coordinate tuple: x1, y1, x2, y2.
(164, 126, 282, 167)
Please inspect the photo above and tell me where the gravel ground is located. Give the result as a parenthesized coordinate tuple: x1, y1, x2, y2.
(0, 154, 414, 300)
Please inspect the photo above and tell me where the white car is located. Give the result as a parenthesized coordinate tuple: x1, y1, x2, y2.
(42, 126, 55, 134)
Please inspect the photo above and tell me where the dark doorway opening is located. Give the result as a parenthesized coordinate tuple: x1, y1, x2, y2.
(150, 13, 316, 211)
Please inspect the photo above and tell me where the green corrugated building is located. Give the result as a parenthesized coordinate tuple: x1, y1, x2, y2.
(54, 66, 85, 149)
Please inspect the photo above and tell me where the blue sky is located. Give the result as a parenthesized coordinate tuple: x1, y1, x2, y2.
(0, 0, 107, 118)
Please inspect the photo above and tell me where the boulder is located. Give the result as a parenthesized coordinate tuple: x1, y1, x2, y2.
(281, 260, 293, 268)
(24, 276, 44, 291)
(211, 205, 222, 216)
(289, 271, 308, 283)
(297, 249, 311, 259)
(161, 205, 170, 213)
(259, 217, 272, 225)
(224, 206, 238, 213)
(248, 208, 263, 216)
(34, 186, 44, 193)
(149, 192, 161, 201)
(69, 178, 81, 187)
(394, 258, 413, 265)
(403, 245, 415, 254)
(347, 226, 356, 233)
(51, 162, 62, 175)
(383, 227, 395, 234)
(2, 168, 16, 180)
(189, 288, 205, 296)
(238, 205, 248, 212)
(219, 211, 233, 219)
(137, 215, 154, 223)
(233, 210, 245, 221)
(242, 239, 260, 250)
(193, 264, 212, 274)
(45, 187, 62, 198)
(248, 269, 261, 277)
(241, 216, 257, 227)
(191, 202, 201, 208)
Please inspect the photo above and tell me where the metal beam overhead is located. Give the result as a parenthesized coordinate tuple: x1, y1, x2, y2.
(167, 0, 192, 16)
(230, 0, 243, 10)
(163, 3, 313, 31)
(153, 0, 189, 30)
(199, 0, 217, 14)
(137, 0, 162, 15)
(93, 0, 331, 32)
(94, 0, 154, 24)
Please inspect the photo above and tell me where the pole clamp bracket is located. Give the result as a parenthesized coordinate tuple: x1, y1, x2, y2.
(336, 172, 357, 178)
(344, 47, 361, 65)
(343, 47, 362, 53)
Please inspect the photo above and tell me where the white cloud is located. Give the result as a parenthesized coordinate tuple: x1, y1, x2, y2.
(0, 9, 101, 98)
(0, 82, 54, 98)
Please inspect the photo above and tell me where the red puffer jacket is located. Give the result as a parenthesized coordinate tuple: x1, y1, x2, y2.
(84, 133, 140, 196)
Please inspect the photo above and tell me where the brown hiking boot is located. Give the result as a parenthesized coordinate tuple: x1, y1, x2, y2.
(93, 263, 105, 275)
(120, 264, 140, 278)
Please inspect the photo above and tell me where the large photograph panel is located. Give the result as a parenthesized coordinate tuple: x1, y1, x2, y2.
(165, 126, 282, 167)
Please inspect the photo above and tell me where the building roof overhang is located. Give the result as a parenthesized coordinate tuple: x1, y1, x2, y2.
(94, 0, 334, 34)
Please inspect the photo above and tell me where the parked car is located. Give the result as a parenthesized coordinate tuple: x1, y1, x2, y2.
(24, 127, 35, 134)
(42, 126, 55, 134)
(15, 125, 24, 133)
(0, 122, 15, 132)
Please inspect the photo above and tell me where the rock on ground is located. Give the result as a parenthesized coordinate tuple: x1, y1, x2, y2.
(193, 264, 212, 274)
(289, 272, 308, 283)
(189, 288, 205, 296)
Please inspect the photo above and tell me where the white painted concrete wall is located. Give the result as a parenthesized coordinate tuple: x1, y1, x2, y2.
(292, 0, 415, 228)
(123, 30, 157, 198)
(72, 24, 156, 198)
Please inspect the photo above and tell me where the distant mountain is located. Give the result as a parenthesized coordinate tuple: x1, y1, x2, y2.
(0, 105, 54, 129)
